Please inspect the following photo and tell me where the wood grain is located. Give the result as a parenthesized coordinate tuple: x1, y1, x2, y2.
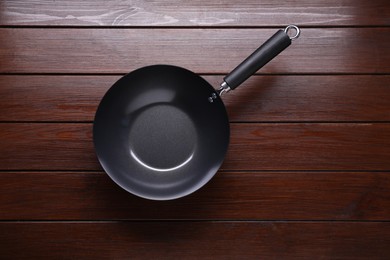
(0, 123, 389, 171)
(1, 28, 389, 74)
(1, 0, 389, 27)
(1, 171, 389, 220)
(1, 0, 389, 258)
(1, 75, 390, 122)
(1, 222, 389, 259)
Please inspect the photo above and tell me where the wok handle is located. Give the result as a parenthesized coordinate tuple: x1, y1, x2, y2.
(219, 25, 300, 94)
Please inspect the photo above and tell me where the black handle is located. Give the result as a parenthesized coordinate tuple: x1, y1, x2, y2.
(223, 29, 293, 91)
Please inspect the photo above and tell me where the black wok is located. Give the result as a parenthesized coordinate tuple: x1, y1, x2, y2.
(93, 25, 300, 200)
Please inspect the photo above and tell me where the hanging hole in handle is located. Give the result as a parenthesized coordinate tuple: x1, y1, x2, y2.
(284, 25, 300, 40)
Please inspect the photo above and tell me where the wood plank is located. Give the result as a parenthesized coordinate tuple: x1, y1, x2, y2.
(0, 123, 389, 171)
(1, 171, 389, 220)
(0, 123, 96, 171)
(0, 28, 389, 74)
(1, 0, 389, 27)
(1, 75, 390, 122)
(1, 222, 389, 259)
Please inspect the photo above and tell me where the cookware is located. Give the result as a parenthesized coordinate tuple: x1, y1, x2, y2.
(93, 25, 300, 200)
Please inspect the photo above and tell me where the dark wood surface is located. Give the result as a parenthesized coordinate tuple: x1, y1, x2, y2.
(0, 0, 389, 259)
(0, 28, 389, 74)
(1, 0, 389, 26)
(1, 222, 390, 259)
(1, 171, 390, 220)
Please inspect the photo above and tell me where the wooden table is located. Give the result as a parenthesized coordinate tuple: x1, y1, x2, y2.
(1, 1, 390, 258)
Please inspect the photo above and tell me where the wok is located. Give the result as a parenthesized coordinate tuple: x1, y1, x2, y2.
(93, 25, 300, 200)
